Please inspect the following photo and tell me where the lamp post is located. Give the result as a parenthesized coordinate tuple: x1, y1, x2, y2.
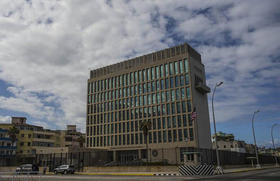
(251, 110, 260, 168)
(271, 123, 279, 167)
(212, 81, 223, 174)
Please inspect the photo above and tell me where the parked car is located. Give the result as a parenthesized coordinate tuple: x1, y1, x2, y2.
(16, 164, 39, 174)
(53, 165, 75, 174)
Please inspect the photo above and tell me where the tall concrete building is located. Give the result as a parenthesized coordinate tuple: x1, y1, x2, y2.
(86, 43, 211, 164)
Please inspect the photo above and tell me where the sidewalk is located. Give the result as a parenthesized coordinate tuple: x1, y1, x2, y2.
(47, 165, 279, 176)
(223, 164, 278, 174)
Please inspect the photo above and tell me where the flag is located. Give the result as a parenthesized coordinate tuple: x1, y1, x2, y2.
(191, 107, 197, 121)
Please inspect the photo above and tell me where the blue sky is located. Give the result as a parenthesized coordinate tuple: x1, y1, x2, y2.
(0, 0, 280, 147)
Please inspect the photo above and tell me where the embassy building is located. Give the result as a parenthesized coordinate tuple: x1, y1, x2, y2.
(86, 43, 211, 165)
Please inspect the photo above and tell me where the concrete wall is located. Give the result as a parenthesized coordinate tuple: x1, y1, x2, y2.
(189, 54, 212, 149)
(83, 165, 178, 172)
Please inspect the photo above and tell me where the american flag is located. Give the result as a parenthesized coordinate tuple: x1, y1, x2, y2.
(191, 107, 197, 121)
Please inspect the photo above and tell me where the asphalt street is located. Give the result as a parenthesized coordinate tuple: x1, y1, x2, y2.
(0, 168, 279, 181)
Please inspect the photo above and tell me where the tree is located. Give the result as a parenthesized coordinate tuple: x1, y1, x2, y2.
(77, 135, 85, 147)
(140, 120, 151, 165)
(8, 126, 19, 145)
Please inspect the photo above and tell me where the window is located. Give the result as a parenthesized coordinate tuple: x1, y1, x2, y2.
(131, 134, 134, 144)
(143, 69, 146, 81)
(162, 117, 166, 129)
(168, 130, 172, 142)
(170, 77, 174, 88)
(167, 117, 171, 128)
(161, 92, 165, 102)
(177, 115, 182, 127)
(171, 102, 175, 114)
(184, 129, 188, 141)
(140, 133, 143, 144)
(189, 128, 193, 141)
(123, 135, 126, 145)
(186, 87, 190, 99)
(176, 102, 181, 113)
(184, 59, 188, 73)
(153, 132, 157, 143)
(163, 130, 167, 142)
(178, 129, 183, 141)
(181, 88, 185, 99)
(173, 130, 177, 142)
(179, 60, 183, 73)
(165, 78, 169, 89)
(175, 76, 179, 87)
(165, 64, 168, 76)
(175, 61, 178, 74)
(166, 91, 170, 102)
(166, 103, 170, 115)
(185, 74, 189, 85)
(156, 66, 160, 79)
(171, 90, 175, 101)
(188, 114, 193, 126)
(187, 100, 191, 112)
(172, 116, 176, 128)
(158, 131, 162, 143)
(176, 89, 180, 100)
(183, 114, 187, 127)
(157, 118, 161, 129)
(156, 80, 160, 90)
(169, 62, 174, 75)
(134, 72, 138, 83)
(182, 101, 186, 113)
(135, 134, 138, 144)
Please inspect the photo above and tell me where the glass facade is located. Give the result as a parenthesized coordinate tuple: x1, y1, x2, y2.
(87, 58, 194, 148)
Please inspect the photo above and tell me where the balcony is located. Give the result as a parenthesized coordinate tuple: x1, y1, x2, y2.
(0, 146, 17, 150)
(195, 82, 211, 94)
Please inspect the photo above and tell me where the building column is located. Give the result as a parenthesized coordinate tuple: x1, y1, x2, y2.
(138, 149, 141, 159)
(113, 150, 117, 162)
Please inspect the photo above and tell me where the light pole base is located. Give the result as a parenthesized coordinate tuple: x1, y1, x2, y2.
(256, 164, 261, 168)
(215, 166, 224, 175)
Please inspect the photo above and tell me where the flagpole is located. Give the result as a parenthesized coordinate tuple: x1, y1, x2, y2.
(192, 107, 200, 164)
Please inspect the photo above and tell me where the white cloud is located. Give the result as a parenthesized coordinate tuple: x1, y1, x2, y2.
(0, 115, 11, 124)
(0, 0, 279, 134)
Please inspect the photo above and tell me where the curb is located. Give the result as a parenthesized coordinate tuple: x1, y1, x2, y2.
(154, 173, 179, 176)
(76, 172, 154, 176)
(225, 166, 277, 174)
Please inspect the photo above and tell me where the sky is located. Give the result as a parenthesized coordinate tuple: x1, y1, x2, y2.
(0, 0, 279, 147)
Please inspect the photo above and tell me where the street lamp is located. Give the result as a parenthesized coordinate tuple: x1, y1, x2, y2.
(251, 110, 260, 168)
(212, 81, 223, 174)
(271, 123, 279, 167)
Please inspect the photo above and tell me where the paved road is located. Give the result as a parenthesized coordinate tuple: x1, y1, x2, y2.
(197, 167, 280, 181)
(0, 168, 279, 181)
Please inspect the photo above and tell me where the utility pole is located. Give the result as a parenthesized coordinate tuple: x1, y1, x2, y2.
(271, 123, 279, 167)
(212, 81, 223, 174)
(251, 110, 260, 168)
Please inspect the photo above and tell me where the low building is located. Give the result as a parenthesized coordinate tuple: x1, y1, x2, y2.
(0, 128, 17, 166)
(0, 128, 16, 156)
(212, 132, 246, 153)
(0, 117, 85, 157)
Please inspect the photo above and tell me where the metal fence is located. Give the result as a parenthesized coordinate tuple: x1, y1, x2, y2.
(1, 147, 279, 170)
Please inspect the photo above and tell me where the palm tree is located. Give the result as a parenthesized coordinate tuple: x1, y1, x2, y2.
(8, 126, 19, 145)
(77, 135, 85, 147)
(140, 120, 151, 165)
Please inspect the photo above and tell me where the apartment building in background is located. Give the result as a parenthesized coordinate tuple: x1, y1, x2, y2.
(0, 117, 85, 156)
(86, 43, 211, 164)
